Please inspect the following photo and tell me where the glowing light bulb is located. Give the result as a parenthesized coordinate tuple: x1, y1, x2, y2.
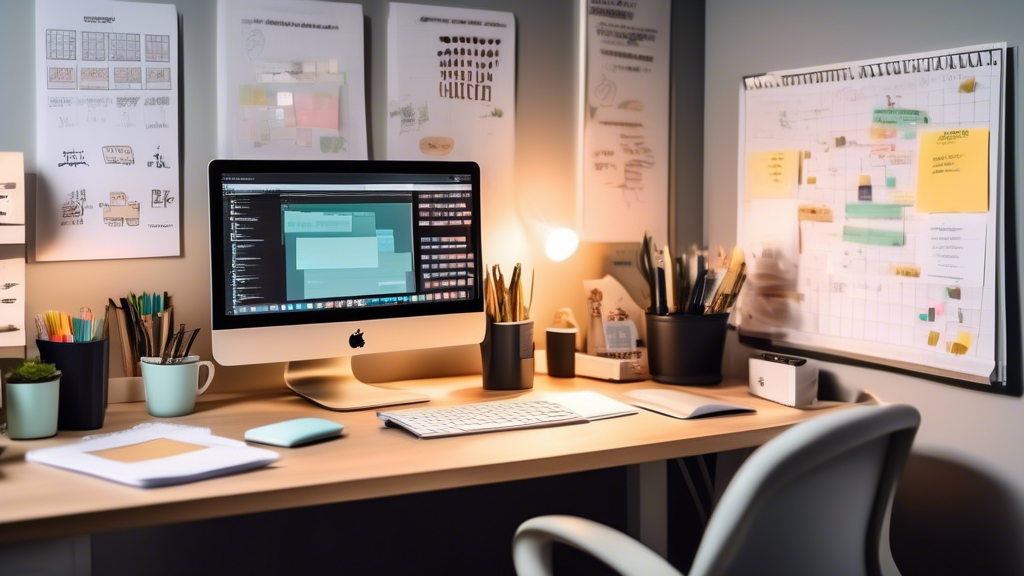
(545, 228, 579, 262)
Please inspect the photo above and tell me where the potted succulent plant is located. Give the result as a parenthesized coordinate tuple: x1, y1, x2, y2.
(4, 357, 62, 440)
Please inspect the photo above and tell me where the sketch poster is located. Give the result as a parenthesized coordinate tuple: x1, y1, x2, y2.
(0, 248, 26, 348)
(580, 0, 671, 244)
(0, 152, 27, 244)
(35, 0, 180, 261)
(217, 0, 368, 160)
(386, 4, 520, 260)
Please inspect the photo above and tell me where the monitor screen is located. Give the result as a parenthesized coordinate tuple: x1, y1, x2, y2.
(209, 161, 483, 331)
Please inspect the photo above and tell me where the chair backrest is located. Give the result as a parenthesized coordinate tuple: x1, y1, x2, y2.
(688, 404, 920, 576)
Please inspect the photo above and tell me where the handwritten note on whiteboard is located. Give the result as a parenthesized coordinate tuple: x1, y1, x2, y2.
(35, 0, 179, 261)
(916, 128, 989, 213)
(746, 151, 800, 199)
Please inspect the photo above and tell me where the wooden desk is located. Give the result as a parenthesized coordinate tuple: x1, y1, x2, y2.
(0, 375, 849, 544)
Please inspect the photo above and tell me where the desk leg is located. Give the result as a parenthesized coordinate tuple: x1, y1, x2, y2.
(0, 535, 91, 575)
(626, 461, 668, 557)
(712, 448, 753, 508)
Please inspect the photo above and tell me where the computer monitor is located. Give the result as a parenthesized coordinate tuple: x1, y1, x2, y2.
(208, 160, 485, 410)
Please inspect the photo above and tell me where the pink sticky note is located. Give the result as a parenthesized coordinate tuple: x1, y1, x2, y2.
(294, 92, 339, 130)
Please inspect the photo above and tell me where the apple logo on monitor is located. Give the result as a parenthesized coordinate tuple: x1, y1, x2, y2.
(349, 329, 365, 349)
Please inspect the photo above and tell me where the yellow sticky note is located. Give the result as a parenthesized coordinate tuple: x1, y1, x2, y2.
(894, 265, 920, 278)
(927, 331, 940, 346)
(252, 86, 268, 106)
(238, 84, 254, 105)
(916, 129, 989, 213)
(889, 191, 914, 205)
(798, 205, 832, 222)
(950, 330, 972, 355)
(746, 151, 800, 199)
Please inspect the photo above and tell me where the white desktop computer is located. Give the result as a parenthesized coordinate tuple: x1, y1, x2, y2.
(208, 160, 485, 411)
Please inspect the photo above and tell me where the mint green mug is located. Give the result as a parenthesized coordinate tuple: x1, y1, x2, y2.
(141, 356, 215, 418)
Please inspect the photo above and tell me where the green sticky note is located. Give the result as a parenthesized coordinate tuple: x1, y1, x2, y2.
(846, 203, 903, 219)
(886, 176, 896, 188)
(872, 109, 929, 127)
(843, 226, 904, 247)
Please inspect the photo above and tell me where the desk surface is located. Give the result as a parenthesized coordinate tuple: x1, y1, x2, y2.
(0, 375, 850, 544)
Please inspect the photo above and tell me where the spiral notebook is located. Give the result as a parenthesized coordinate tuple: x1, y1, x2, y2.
(26, 423, 279, 488)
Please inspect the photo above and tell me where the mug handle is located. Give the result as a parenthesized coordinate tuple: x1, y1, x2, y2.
(197, 361, 215, 396)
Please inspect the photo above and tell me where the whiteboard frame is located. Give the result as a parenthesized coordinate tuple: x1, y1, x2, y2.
(735, 44, 1017, 395)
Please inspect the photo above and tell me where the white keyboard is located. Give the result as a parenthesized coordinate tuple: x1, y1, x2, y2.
(378, 400, 588, 438)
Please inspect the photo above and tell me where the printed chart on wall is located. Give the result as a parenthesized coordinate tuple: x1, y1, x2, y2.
(0, 153, 27, 350)
(35, 0, 180, 261)
(579, 0, 670, 245)
(216, 0, 367, 160)
(386, 3, 519, 261)
(737, 44, 1007, 385)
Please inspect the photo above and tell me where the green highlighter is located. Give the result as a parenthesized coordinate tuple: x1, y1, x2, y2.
(245, 418, 345, 448)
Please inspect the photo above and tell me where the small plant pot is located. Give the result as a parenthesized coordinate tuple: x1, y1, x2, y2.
(5, 376, 61, 440)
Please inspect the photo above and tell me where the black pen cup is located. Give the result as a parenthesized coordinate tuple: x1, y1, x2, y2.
(545, 328, 577, 378)
(37, 339, 109, 430)
(646, 313, 729, 385)
(480, 320, 535, 390)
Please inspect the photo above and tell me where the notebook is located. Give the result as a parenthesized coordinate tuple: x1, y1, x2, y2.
(26, 423, 279, 488)
(625, 389, 755, 420)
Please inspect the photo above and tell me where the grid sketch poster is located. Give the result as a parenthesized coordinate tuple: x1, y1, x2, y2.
(580, 0, 671, 245)
(737, 44, 1006, 382)
(35, 0, 180, 261)
(216, 0, 367, 160)
(386, 4, 520, 261)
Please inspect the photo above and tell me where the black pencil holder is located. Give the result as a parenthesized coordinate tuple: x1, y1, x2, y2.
(646, 313, 729, 385)
(37, 339, 109, 430)
(480, 320, 535, 390)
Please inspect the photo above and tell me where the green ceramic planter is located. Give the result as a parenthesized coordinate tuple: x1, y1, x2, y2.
(5, 377, 61, 440)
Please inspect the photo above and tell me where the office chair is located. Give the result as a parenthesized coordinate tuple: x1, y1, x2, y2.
(513, 403, 920, 576)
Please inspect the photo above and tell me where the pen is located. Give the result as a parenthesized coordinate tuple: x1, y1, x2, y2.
(182, 328, 200, 358)
(663, 245, 678, 313)
(648, 237, 661, 315)
(688, 254, 707, 314)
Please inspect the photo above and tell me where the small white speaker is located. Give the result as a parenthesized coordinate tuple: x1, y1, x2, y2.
(748, 353, 819, 408)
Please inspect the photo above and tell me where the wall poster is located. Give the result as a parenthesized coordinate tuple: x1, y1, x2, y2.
(35, 0, 180, 261)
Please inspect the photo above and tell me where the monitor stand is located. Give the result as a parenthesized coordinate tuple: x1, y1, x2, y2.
(284, 357, 429, 411)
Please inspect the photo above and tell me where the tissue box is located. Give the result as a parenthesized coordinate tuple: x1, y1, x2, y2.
(748, 354, 818, 408)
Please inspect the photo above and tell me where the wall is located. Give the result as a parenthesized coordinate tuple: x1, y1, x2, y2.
(672, 0, 704, 249)
(0, 0, 702, 386)
(704, 1, 1023, 573)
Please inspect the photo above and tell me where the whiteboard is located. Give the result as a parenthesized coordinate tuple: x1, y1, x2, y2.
(736, 44, 1006, 386)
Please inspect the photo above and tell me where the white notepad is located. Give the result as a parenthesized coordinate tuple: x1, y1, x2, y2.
(544, 391, 638, 420)
(625, 389, 756, 420)
(26, 423, 279, 488)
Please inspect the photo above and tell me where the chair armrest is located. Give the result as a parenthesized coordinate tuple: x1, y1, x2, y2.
(513, 515, 684, 576)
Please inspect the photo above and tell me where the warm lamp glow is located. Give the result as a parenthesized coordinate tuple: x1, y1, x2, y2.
(545, 228, 579, 262)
